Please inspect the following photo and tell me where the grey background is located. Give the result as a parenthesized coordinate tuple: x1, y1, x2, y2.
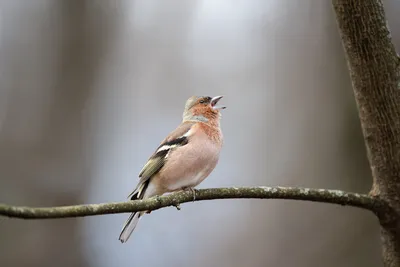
(0, 1, 399, 266)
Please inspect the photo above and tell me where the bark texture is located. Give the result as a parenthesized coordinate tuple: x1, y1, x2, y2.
(0, 187, 384, 219)
(332, 1, 400, 266)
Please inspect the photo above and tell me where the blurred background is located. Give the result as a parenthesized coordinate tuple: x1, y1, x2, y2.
(0, 0, 398, 266)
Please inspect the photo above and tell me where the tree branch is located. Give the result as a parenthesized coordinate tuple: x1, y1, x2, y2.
(0, 187, 388, 219)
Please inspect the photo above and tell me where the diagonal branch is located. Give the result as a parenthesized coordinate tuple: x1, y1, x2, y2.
(0, 186, 389, 219)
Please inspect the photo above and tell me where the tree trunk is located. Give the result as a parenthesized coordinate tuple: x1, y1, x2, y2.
(332, 1, 400, 266)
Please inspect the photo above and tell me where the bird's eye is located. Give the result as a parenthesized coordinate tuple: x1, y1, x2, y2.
(199, 99, 205, 104)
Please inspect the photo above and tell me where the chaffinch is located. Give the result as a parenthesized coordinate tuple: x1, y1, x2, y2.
(119, 95, 225, 243)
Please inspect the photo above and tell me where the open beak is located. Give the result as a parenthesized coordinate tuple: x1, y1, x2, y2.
(211, 96, 226, 110)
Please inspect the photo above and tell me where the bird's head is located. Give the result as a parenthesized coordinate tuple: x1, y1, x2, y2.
(182, 95, 226, 124)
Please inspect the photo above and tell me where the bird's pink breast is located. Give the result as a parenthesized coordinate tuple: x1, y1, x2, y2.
(154, 130, 221, 193)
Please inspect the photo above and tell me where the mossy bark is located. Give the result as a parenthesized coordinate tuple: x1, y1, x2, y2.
(0, 187, 383, 219)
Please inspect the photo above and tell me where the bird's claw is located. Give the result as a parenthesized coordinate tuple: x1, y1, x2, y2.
(147, 195, 162, 214)
(183, 187, 197, 201)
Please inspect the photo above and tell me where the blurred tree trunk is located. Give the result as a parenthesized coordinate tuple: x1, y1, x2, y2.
(0, 1, 398, 267)
(332, 1, 400, 266)
(0, 1, 117, 266)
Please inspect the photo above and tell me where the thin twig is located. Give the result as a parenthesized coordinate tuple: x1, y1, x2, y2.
(0, 186, 387, 219)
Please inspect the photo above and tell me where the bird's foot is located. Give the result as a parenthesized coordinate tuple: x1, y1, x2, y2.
(147, 195, 162, 214)
(182, 187, 197, 201)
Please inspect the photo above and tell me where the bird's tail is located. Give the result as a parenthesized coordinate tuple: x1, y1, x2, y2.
(119, 211, 144, 243)
(118, 180, 149, 243)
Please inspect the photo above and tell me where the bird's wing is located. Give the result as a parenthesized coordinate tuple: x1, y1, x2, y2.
(127, 122, 194, 199)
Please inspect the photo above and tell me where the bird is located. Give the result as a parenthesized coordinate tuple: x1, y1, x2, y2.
(118, 95, 226, 243)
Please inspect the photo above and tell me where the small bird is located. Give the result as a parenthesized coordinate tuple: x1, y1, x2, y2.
(118, 95, 226, 243)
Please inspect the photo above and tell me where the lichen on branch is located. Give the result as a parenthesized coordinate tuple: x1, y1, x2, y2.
(0, 186, 387, 219)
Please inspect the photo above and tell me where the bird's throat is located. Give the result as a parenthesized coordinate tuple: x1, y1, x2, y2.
(183, 114, 209, 123)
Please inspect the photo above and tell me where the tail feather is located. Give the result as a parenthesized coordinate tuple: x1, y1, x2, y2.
(119, 180, 150, 243)
(119, 211, 143, 243)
